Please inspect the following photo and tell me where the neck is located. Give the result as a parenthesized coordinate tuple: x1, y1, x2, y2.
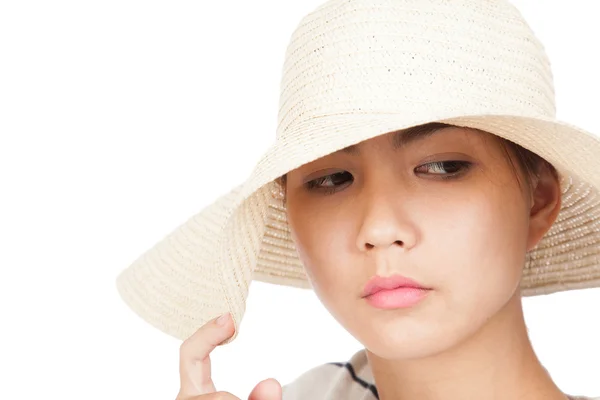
(366, 292, 567, 400)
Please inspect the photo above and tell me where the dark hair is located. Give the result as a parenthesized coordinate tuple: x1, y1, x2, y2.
(275, 123, 557, 199)
(500, 137, 558, 192)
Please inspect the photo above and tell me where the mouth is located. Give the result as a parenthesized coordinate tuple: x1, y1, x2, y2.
(362, 274, 430, 297)
(362, 274, 432, 309)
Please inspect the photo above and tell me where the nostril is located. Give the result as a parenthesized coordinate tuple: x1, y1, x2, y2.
(364, 241, 404, 250)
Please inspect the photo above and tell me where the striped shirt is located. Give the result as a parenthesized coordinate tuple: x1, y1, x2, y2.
(281, 348, 597, 400)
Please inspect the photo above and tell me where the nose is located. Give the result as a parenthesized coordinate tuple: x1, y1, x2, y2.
(355, 188, 418, 253)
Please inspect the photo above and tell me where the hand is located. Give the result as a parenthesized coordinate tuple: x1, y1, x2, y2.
(176, 313, 282, 400)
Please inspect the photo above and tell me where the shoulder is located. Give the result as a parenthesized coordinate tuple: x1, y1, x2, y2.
(281, 348, 379, 400)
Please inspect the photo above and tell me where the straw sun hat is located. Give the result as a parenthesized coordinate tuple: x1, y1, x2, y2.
(116, 0, 600, 343)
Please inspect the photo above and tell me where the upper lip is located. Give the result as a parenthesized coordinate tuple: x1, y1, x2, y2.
(362, 274, 431, 297)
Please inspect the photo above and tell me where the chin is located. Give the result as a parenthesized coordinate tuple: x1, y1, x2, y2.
(352, 314, 462, 361)
(370, 335, 469, 361)
(363, 332, 445, 360)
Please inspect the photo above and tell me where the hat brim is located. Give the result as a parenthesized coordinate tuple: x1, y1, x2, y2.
(116, 113, 600, 343)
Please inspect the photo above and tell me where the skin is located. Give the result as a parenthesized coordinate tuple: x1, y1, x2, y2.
(283, 126, 566, 400)
(177, 313, 282, 400)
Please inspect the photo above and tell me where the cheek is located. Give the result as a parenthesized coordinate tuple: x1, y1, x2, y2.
(287, 203, 359, 310)
(428, 182, 530, 322)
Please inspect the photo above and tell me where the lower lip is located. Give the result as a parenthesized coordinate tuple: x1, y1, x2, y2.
(364, 287, 431, 309)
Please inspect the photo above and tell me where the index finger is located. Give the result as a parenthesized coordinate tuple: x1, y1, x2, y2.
(178, 313, 235, 398)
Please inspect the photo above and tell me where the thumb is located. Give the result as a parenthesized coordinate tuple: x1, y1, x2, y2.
(248, 378, 282, 400)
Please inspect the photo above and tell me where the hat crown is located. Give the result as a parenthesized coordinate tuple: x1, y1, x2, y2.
(276, 0, 556, 139)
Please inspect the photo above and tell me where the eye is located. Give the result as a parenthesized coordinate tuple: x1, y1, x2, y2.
(305, 171, 353, 194)
(415, 160, 472, 179)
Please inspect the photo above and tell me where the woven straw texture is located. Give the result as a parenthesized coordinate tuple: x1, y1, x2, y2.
(116, 0, 600, 343)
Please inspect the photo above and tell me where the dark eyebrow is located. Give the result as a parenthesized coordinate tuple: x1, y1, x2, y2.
(338, 122, 454, 155)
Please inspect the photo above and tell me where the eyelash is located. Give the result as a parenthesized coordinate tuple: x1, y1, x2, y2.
(305, 161, 473, 195)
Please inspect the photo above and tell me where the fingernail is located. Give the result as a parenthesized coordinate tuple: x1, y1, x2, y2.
(216, 313, 230, 326)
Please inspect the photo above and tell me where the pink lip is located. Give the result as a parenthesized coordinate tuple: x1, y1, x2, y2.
(362, 274, 429, 297)
(362, 274, 432, 309)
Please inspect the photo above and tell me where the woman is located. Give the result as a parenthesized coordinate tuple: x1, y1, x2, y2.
(115, 0, 600, 399)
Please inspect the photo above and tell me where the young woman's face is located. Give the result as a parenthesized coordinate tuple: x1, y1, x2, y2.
(284, 126, 559, 359)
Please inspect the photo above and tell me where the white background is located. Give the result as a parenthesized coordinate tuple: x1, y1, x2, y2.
(1, 0, 599, 399)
